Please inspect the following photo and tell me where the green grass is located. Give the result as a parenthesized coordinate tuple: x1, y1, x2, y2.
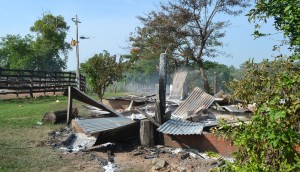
(0, 92, 129, 171)
(0, 96, 68, 128)
(0, 95, 82, 172)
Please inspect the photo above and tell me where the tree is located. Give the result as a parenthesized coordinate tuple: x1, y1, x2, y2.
(30, 13, 71, 71)
(130, 0, 249, 93)
(125, 58, 159, 83)
(0, 34, 33, 68)
(216, 57, 300, 171)
(81, 51, 125, 99)
(186, 60, 239, 93)
(248, 0, 300, 52)
(0, 13, 71, 71)
(213, 0, 300, 170)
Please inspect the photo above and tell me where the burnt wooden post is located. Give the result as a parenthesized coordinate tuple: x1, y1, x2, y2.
(140, 119, 154, 147)
(157, 53, 167, 145)
(67, 86, 73, 125)
(159, 53, 167, 123)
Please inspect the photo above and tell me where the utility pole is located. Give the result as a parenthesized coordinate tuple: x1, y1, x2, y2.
(72, 15, 81, 90)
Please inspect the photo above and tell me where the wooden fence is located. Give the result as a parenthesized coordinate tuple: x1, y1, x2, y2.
(0, 68, 86, 97)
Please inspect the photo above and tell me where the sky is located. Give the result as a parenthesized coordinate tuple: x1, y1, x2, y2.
(0, 0, 291, 71)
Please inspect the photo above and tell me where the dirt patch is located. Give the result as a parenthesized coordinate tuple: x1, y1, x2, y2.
(55, 152, 104, 172)
(47, 127, 220, 172)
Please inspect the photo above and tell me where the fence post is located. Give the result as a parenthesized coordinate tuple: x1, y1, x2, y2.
(39, 72, 41, 93)
(0, 68, 2, 83)
(16, 70, 19, 98)
(29, 70, 33, 98)
(0, 69, 82, 97)
(53, 72, 56, 95)
(68, 72, 71, 88)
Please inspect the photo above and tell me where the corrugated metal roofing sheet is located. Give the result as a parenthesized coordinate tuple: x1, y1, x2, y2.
(172, 87, 215, 119)
(74, 117, 134, 134)
(157, 118, 204, 135)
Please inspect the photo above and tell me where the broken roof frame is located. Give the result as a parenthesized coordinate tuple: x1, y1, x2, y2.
(64, 86, 124, 123)
(64, 87, 138, 137)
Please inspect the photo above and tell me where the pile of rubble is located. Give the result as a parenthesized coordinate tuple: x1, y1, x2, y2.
(42, 69, 254, 171)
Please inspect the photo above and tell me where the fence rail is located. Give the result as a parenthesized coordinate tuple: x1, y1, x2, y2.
(0, 68, 86, 97)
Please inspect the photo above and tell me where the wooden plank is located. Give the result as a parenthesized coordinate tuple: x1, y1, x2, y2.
(0, 69, 85, 96)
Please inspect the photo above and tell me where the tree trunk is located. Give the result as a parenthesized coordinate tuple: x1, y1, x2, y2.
(184, 57, 189, 67)
(42, 108, 78, 124)
(198, 60, 210, 93)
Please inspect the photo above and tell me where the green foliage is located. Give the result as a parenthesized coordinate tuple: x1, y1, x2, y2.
(0, 13, 71, 71)
(81, 50, 125, 99)
(29, 13, 71, 71)
(216, 56, 300, 171)
(0, 34, 33, 68)
(206, 151, 221, 158)
(120, 57, 240, 93)
(125, 58, 159, 83)
(248, 0, 300, 52)
(215, 1, 300, 170)
(187, 61, 240, 92)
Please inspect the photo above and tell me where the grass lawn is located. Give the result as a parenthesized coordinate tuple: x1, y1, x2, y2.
(0, 92, 128, 172)
(0, 96, 70, 171)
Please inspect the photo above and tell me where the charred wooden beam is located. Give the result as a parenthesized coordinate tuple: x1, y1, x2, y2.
(159, 53, 167, 123)
(64, 87, 123, 118)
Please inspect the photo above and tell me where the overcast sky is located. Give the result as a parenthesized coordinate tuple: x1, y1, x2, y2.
(0, 0, 291, 71)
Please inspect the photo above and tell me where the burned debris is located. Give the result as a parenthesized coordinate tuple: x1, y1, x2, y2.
(50, 85, 251, 154)
(45, 68, 252, 171)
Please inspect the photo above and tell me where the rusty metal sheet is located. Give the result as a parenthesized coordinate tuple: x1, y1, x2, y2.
(172, 87, 215, 119)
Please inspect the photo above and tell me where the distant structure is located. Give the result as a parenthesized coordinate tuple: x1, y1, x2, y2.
(169, 70, 188, 101)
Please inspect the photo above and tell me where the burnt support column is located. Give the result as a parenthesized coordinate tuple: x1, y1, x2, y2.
(140, 119, 154, 147)
(159, 53, 167, 123)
